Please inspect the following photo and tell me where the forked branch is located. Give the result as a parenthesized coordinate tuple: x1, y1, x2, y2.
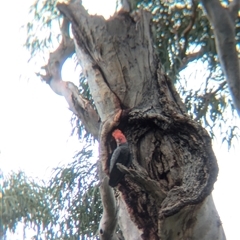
(39, 16, 100, 139)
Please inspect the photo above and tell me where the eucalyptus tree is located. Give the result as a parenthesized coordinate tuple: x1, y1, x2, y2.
(2, 0, 240, 239)
(0, 147, 102, 239)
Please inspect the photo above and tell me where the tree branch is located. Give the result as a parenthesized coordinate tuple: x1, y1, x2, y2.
(98, 161, 119, 240)
(194, 81, 227, 121)
(66, 82, 100, 139)
(180, 0, 198, 59)
(178, 46, 205, 71)
(57, 2, 125, 173)
(40, 17, 75, 83)
(39, 16, 100, 139)
(201, 0, 240, 116)
(57, 2, 124, 239)
(229, 0, 240, 20)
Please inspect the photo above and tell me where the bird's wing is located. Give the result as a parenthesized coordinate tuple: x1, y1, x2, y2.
(109, 147, 121, 172)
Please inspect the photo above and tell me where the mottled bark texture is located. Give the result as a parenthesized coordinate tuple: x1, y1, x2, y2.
(42, 1, 225, 239)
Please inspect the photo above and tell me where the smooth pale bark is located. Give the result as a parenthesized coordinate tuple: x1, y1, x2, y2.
(201, 0, 240, 116)
(41, 1, 226, 239)
(118, 196, 143, 240)
(159, 195, 225, 240)
(40, 18, 100, 139)
(98, 161, 119, 239)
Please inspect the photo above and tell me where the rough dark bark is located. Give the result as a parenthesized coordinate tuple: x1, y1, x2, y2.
(42, 1, 225, 239)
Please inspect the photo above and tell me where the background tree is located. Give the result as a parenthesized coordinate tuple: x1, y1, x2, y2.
(1, 0, 240, 239)
(0, 145, 103, 239)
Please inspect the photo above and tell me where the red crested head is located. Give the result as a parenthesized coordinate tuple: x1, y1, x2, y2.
(112, 129, 127, 144)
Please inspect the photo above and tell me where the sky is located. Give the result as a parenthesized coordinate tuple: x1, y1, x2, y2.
(0, 0, 239, 239)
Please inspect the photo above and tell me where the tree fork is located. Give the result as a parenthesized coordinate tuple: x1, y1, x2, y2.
(57, 1, 225, 239)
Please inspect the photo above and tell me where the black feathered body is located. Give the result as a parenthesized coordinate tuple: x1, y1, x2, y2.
(109, 142, 131, 187)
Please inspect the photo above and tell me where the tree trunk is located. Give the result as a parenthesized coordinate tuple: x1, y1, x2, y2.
(55, 1, 225, 239)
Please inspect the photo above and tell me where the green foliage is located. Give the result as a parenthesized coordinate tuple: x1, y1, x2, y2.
(48, 145, 101, 239)
(25, 0, 61, 60)
(142, 0, 218, 78)
(1, 145, 102, 239)
(25, 0, 240, 146)
(19, 0, 240, 236)
(177, 61, 239, 148)
(140, 0, 240, 146)
(0, 171, 52, 238)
